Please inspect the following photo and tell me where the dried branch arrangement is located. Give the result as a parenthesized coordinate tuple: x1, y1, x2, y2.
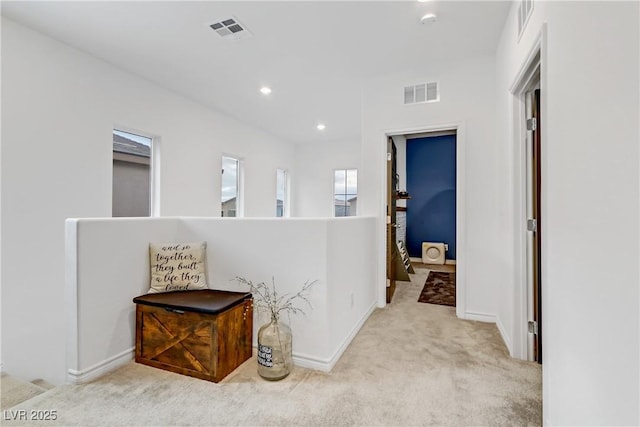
(235, 277, 317, 322)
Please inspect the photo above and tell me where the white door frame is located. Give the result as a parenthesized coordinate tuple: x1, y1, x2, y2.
(509, 24, 547, 360)
(379, 122, 467, 319)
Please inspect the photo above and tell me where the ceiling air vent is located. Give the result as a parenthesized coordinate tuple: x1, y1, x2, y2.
(404, 82, 439, 105)
(209, 16, 252, 40)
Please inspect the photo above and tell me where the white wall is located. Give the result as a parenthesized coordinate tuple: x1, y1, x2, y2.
(360, 54, 500, 320)
(184, 217, 377, 365)
(293, 141, 361, 217)
(179, 218, 330, 360)
(326, 217, 377, 356)
(67, 217, 377, 383)
(66, 218, 181, 377)
(0, 15, 3, 374)
(1, 17, 295, 385)
(495, 2, 639, 425)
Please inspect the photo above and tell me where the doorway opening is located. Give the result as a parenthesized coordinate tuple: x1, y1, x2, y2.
(385, 126, 463, 314)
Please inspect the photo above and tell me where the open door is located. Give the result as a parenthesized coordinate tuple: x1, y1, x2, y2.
(526, 88, 542, 363)
(386, 137, 414, 302)
(386, 137, 397, 303)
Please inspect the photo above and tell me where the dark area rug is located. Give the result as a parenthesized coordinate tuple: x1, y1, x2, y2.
(418, 271, 456, 306)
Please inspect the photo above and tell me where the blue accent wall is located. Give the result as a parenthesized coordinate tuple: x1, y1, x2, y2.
(406, 135, 456, 259)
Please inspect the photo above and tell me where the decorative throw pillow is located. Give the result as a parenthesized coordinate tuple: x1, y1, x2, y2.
(148, 242, 209, 293)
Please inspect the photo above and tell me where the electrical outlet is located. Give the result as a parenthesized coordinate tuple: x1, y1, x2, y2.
(444, 244, 449, 251)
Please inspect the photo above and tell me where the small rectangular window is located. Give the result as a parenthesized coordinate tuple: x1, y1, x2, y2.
(334, 169, 357, 217)
(517, 0, 534, 39)
(221, 156, 242, 217)
(276, 168, 288, 217)
(112, 129, 152, 217)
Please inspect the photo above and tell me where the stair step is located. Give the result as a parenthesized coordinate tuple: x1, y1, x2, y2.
(30, 379, 55, 390)
(1, 373, 49, 410)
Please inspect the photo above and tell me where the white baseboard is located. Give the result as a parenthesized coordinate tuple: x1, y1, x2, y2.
(294, 302, 376, 372)
(291, 353, 332, 372)
(67, 348, 134, 384)
(67, 302, 376, 382)
(495, 316, 513, 356)
(466, 312, 514, 357)
(463, 311, 496, 323)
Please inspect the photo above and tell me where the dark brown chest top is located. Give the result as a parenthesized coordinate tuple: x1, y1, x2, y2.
(133, 289, 251, 315)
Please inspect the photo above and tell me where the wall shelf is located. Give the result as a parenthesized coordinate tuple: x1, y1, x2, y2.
(394, 193, 411, 200)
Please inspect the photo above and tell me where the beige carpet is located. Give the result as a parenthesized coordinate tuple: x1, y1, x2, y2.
(2, 269, 541, 426)
(1, 373, 50, 411)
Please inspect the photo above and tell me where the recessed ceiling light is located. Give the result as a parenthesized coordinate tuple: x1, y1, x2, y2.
(420, 13, 437, 23)
(260, 87, 272, 95)
(317, 123, 326, 131)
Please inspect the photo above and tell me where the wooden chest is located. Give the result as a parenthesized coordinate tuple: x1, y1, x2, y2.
(133, 289, 252, 383)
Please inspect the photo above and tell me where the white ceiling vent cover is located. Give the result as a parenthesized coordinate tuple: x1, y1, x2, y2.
(404, 82, 439, 105)
(209, 16, 253, 40)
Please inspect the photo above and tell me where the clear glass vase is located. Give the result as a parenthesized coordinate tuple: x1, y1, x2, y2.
(257, 316, 293, 380)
